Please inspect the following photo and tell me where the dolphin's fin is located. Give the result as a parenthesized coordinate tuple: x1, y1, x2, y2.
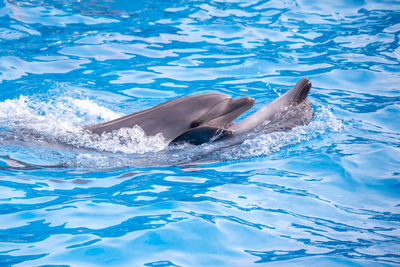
(169, 126, 232, 146)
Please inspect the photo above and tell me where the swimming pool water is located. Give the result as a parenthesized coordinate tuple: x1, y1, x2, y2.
(0, 0, 399, 266)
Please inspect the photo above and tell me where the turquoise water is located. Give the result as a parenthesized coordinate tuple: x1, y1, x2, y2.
(0, 0, 400, 266)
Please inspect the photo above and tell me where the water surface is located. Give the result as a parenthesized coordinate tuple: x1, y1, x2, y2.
(0, 0, 399, 266)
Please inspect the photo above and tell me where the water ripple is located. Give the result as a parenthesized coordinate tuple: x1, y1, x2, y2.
(0, 0, 399, 266)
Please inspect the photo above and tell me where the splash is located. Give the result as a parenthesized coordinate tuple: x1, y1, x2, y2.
(0, 89, 168, 157)
(224, 105, 344, 159)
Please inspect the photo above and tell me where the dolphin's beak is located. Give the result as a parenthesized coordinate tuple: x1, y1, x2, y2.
(291, 78, 311, 104)
(201, 96, 255, 127)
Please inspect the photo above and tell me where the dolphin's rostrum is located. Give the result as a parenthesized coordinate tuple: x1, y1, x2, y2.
(86, 78, 314, 146)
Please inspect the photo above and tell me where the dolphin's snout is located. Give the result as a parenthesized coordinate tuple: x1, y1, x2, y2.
(231, 96, 255, 110)
(199, 96, 254, 128)
(292, 77, 311, 103)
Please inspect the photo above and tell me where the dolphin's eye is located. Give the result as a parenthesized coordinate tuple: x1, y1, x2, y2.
(191, 121, 200, 128)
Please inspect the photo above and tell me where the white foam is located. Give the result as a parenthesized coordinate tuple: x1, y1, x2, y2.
(0, 91, 168, 156)
(227, 105, 344, 159)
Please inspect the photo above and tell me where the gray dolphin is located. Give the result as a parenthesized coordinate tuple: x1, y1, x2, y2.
(170, 78, 314, 145)
(85, 93, 255, 141)
(87, 78, 313, 146)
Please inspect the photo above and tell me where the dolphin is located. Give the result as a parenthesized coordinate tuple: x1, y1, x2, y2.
(87, 78, 313, 146)
(170, 78, 314, 145)
(85, 92, 255, 141)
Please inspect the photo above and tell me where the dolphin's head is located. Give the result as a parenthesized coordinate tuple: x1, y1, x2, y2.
(144, 92, 254, 140)
(86, 92, 254, 142)
(158, 93, 253, 141)
(166, 93, 254, 145)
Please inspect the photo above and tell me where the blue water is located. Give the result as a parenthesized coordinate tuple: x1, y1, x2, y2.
(0, 0, 399, 266)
